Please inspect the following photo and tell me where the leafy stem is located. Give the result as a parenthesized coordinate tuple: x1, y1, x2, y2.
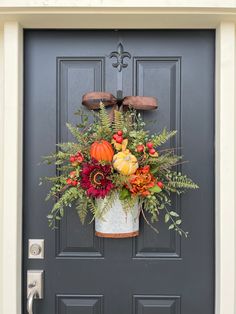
(141, 208, 159, 234)
(164, 206, 188, 238)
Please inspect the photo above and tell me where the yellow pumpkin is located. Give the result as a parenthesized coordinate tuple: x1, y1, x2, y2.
(113, 150, 138, 175)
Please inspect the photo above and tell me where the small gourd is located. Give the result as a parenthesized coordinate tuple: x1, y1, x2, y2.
(90, 140, 114, 162)
(113, 150, 138, 175)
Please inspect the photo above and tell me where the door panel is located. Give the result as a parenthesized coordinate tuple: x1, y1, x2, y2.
(56, 295, 103, 314)
(133, 56, 181, 258)
(23, 30, 215, 314)
(57, 57, 105, 258)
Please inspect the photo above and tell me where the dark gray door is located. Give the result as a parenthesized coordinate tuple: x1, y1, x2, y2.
(23, 30, 215, 314)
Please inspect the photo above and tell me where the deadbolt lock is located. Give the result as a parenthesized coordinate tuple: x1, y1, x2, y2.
(28, 239, 44, 259)
(30, 244, 41, 255)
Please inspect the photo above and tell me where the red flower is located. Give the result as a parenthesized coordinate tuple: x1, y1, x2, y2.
(80, 160, 114, 198)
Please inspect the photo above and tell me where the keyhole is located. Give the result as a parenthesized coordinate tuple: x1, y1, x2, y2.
(30, 244, 41, 256)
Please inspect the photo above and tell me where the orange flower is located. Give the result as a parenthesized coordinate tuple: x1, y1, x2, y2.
(127, 165, 156, 196)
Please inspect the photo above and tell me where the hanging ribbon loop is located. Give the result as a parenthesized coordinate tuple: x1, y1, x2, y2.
(82, 92, 158, 111)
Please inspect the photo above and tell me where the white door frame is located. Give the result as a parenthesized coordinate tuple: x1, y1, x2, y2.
(0, 6, 235, 314)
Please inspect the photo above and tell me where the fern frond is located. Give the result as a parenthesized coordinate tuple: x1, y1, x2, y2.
(166, 171, 199, 190)
(95, 192, 117, 219)
(152, 128, 177, 147)
(113, 110, 124, 132)
(66, 123, 82, 142)
(56, 142, 81, 152)
(87, 198, 99, 217)
(150, 153, 182, 173)
(75, 198, 89, 224)
(120, 196, 139, 214)
(65, 124, 93, 151)
(96, 102, 112, 138)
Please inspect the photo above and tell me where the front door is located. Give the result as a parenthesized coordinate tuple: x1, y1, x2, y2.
(23, 30, 215, 313)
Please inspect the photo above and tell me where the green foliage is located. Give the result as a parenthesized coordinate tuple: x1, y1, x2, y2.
(120, 195, 139, 214)
(119, 187, 131, 200)
(113, 109, 147, 139)
(113, 109, 125, 133)
(152, 128, 177, 147)
(149, 185, 162, 193)
(47, 187, 79, 229)
(110, 172, 130, 189)
(74, 109, 89, 128)
(128, 129, 149, 155)
(75, 197, 89, 224)
(75, 197, 99, 223)
(66, 123, 83, 142)
(95, 192, 117, 219)
(164, 208, 188, 237)
(140, 194, 159, 223)
(150, 152, 182, 173)
(95, 102, 113, 139)
(165, 171, 199, 192)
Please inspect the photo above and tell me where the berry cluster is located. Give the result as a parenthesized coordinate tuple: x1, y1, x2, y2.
(136, 141, 158, 156)
(113, 130, 124, 144)
(69, 152, 84, 166)
(146, 142, 157, 155)
(66, 171, 78, 186)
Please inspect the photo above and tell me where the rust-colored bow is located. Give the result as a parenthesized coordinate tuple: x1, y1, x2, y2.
(82, 92, 158, 111)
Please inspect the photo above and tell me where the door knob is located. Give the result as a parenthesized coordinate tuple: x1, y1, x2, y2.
(27, 270, 44, 314)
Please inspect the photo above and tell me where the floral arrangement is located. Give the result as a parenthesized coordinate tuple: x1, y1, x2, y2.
(43, 103, 198, 237)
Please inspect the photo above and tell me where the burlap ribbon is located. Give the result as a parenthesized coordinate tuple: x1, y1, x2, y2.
(82, 92, 158, 111)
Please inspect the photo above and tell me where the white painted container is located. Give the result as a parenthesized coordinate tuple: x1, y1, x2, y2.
(95, 194, 140, 238)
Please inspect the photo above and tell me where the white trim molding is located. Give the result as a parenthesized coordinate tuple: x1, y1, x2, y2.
(215, 22, 236, 314)
(2, 0, 236, 8)
(0, 27, 4, 314)
(0, 7, 235, 314)
(2, 22, 23, 314)
(1, 7, 236, 28)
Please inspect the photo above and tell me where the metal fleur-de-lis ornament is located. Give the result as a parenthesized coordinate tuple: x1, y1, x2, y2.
(109, 43, 131, 72)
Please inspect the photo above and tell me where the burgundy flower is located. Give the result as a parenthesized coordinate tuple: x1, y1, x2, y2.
(80, 160, 114, 198)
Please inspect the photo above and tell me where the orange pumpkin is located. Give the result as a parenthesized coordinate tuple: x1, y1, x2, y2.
(90, 140, 114, 162)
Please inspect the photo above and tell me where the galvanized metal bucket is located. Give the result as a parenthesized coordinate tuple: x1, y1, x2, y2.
(95, 195, 140, 238)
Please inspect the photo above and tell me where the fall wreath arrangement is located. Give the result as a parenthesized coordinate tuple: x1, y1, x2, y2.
(43, 103, 198, 238)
